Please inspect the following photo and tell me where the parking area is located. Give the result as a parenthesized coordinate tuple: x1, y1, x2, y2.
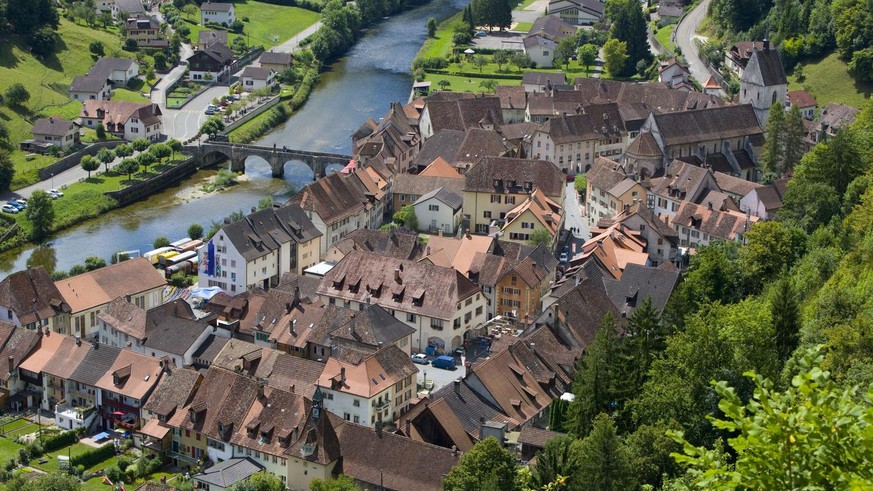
(471, 31, 525, 51)
(414, 335, 496, 393)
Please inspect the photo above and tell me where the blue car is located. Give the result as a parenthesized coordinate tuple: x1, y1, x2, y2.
(432, 355, 457, 370)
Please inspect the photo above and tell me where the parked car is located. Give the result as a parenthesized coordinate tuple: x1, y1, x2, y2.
(411, 353, 429, 365)
(2, 204, 18, 214)
(205, 105, 218, 115)
(49, 189, 63, 197)
(475, 30, 487, 37)
(559, 252, 568, 263)
(13, 199, 26, 208)
(432, 355, 457, 370)
(453, 347, 465, 357)
(9, 201, 25, 211)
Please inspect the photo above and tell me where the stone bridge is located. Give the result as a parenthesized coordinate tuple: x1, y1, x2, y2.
(186, 141, 352, 178)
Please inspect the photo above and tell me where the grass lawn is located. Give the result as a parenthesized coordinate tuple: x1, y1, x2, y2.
(512, 21, 533, 32)
(184, 1, 319, 49)
(654, 24, 675, 53)
(112, 88, 149, 103)
(0, 437, 24, 462)
(0, 419, 32, 436)
(31, 442, 106, 473)
(418, 11, 467, 59)
(788, 52, 873, 109)
(81, 471, 179, 491)
(4, 424, 40, 440)
(425, 73, 522, 93)
(0, 19, 131, 189)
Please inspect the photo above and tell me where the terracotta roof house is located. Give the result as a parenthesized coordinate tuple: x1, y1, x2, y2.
(600, 202, 680, 267)
(410, 129, 465, 168)
(317, 250, 486, 353)
(491, 243, 559, 323)
(199, 203, 322, 294)
(647, 159, 722, 218)
(0, 267, 71, 333)
(501, 189, 564, 245)
(21, 116, 81, 153)
(419, 234, 495, 275)
(530, 105, 628, 173)
(585, 157, 647, 226)
(210, 339, 324, 399)
(317, 344, 417, 427)
(328, 304, 416, 355)
(17, 330, 68, 407)
(518, 426, 566, 460)
(725, 41, 767, 75)
(139, 367, 203, 457)
(283, 401, 342, 490)
(419, 156, 462, 178)
(668, 200, 759, 249)
(787, 90, 817, 120)
(550, 278, 621, 349)
(55, 258, 166, 338)
(79, 100, 163, 142)
(0, 326, 41, 409)
(92, 348, 164, 430)
(571, 223, 649, 279)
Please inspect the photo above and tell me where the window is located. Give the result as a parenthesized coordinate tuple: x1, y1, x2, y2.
(353, 399, 360, 407)
(475, 306, 483, 316)
(407, 313, 416, 322)
(428, 204, 439, 211)
(483, 211, 492, 219)
(464, 312, 472, 323)
(490, 195, 501, 204)
(506, 196, 516, 205)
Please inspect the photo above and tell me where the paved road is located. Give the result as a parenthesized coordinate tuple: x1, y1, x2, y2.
(563, 181, 588, 240)
(161, 85, 232, 141)
(269, 21, 322, 54)
(512, 0, 548, 24)
(675, 0, 711, 85)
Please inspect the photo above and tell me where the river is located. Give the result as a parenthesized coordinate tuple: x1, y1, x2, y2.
(0, 0, 467, 275)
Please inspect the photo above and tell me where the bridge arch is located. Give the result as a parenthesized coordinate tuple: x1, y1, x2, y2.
(193, 142, 352, 179)
(244, 155, 273, 177)
(282, 159, 316, 185)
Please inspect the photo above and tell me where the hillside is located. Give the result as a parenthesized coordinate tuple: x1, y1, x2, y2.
(0, 19, 133, 188)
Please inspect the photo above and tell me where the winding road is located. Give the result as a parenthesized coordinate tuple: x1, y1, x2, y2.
(674, 0, 711, 85)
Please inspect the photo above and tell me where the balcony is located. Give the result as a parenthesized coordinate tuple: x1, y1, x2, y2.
(169, 450, 200, 466)
(55, 402, 97, 431)
(372, 399, 390, 411)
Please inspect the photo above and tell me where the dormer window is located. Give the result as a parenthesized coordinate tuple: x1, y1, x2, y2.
(493, 179, 502, 187)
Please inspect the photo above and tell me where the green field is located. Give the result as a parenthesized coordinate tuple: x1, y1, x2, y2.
(788, 52, 873, 109)
(425, 73, 522, 93)
(654, 24, 676, 53)
(0, 19, 134, 189)
(185, 1, 319, 49)
(0, 437, 24, 462)
(417, 11, 468, 59)
(512, 21, 533, 32)
(112, 88, 150, 103)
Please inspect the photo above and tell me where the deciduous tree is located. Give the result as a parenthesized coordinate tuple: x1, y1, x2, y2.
(80, 154, 99, 178)
(25, 190, 55, 241)
(5, 83, 30, 107)
(578, 43, 598, 75)
(116, 158, 140, 181)
(527, 228, 552, 247)
(602, 39, 628, 76)
(0, 150, 15, 192)
(443, 437, 520, 491)
(95, 147, 115, 172)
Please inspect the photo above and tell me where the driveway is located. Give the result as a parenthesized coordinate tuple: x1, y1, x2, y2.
(563, 182, 588, 240)
(269, 21, 322, 54)
(417, 361, 466, 394)
(675, 0, 712, 85)
(512, 0, 549, 24)
(471, 31, 525, 51)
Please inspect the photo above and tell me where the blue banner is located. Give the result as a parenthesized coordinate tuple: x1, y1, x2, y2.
(207, 240, 215, 277)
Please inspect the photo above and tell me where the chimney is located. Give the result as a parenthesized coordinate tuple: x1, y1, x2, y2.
(452, 445, 458, 456)
(375, 419, 383, 437)
(350, 314, 356, 336)
(394, 268, 402, 283)
(763, 37, 770, 52)
(293, 286, 301, 307)
(92, 338, 99, 349)
(340, 367, 346, 384)
(7, 356, 13, 374)
(257, 380, 266, 400)
(405, 418, 411, 436)
(454, 379, 461, 395)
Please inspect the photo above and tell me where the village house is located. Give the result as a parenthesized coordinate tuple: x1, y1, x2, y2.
(668, 200, 759, 249)
(658, 58, 693, 90)
(317, 250, 487, 353)
(0, 325, 41, 409)
(413, 187, 464, 235)
(807, 102, 858, 145)
(36, 336, 92, 413)
(570, 223, 649, 279)
(522, 72, 568, 94)
(787, 90, 817, 120)
(463, 156, 565, 235)
(646, 159, 721, 218)
(197, 30, 228, 49)
(200, 1, 235, 26)
(21, 117, 81, 154)
(209, 337, 324, 398)
(137, 367, 202, 459)
(603, 263, 681, 316)
(96, 299, 215, 367)
(199, 203, 322, 293)
(79, 100, 163, 142)
(523, 16, 576, 68)
(501, 189, 564, 245)
(601, 203, 680, 267)
(290, 171, 384, 257)
(0, 267, 71, 334)
(495, 85, 528, 123)
(258, 51, 293, 73)
(15, 329, 68, 411)
(418, 93, 504, 139)
(740, 178, 789, 220)
(70, 58, 140, 102)
(411, 127, 512, 172)
(391, 172, 463, 213)
(92, 348, 164, 430)
(240, 66, 276, 90)
(547, 0, 605, 25)
(54, 258, 167, 338)
(586, 158, 647, 225)
(418, 233, 496, 277)
(187, 43, 235, 82)
(531, 104, 628, 173)
(113, 0, 146, 19)
(492, 244, 557, 323)
(317, 344, 418, 427)
(352, 102, 421, 173)
(125, 16, 168, 48)
(324, 228, 422, 265)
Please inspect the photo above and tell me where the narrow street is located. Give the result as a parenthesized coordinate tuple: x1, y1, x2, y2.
(675, 0, 712, 85)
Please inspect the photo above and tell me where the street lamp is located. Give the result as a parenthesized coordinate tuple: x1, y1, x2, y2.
(51, 173, 54, 189)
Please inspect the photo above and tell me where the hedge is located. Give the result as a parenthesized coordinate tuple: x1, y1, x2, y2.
(41, 430, 78, 453)
(424, 68, 524, 80)
(290, 67, 319, 110)
(70, 443, 115, 469)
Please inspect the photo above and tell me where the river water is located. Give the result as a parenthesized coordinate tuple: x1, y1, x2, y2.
(0, 0, 467, 275)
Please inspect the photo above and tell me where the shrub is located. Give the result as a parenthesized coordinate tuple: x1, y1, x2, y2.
(69, 443, 114, 469)
(17, 448, 28, 466)
(412, 57, 448, 70)
(153, 236, 171, 248)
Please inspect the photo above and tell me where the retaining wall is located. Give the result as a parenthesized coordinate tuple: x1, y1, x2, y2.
(38, 141, 126, 181)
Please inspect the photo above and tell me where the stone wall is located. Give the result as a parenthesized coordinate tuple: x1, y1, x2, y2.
(104, 157, 199, 206)
(38, 141, 126, 181)
(221, 96, 281, 134)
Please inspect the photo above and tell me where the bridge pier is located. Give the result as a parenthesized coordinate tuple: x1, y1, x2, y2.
(271, 152, 284, 178)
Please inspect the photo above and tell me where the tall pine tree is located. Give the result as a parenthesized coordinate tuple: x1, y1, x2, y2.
(782, 104, 806, 173)
(762, 102, 786, 176)
(567, 313, 622, 437)
(606, 0, 650, 76)
(772, 275, 800, 364)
